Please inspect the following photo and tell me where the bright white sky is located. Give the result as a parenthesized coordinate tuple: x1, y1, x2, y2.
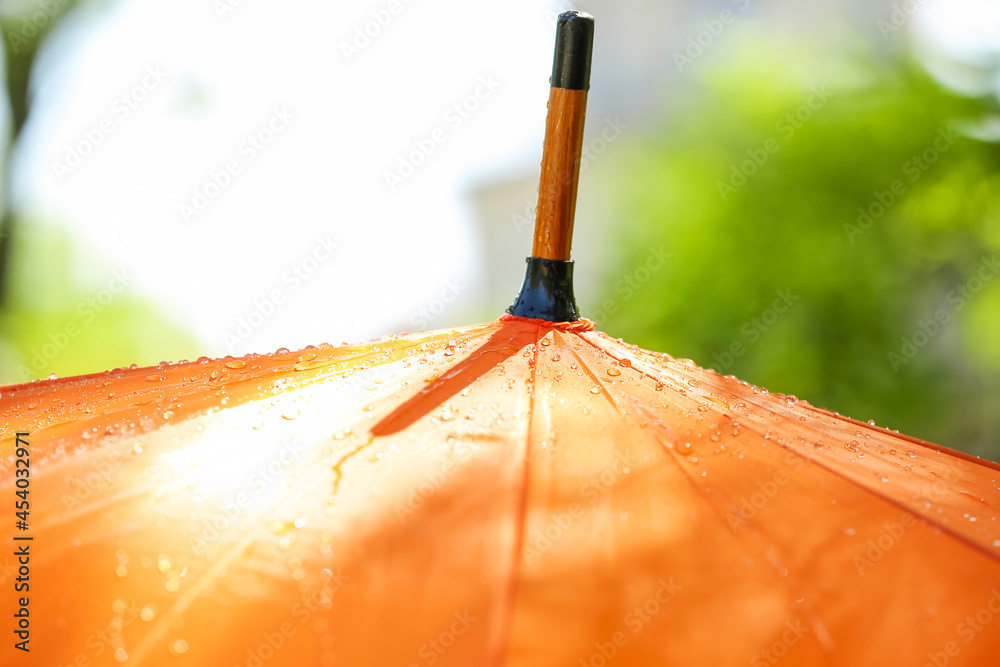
(14, 0, 563, 357)
(8, 0, 995, 359)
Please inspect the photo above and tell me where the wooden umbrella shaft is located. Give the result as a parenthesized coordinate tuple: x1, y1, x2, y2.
(507, 11, 593, 322)
(532, 87, 589, 261)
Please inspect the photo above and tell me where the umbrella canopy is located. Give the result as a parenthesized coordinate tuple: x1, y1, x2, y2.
(2, 316, 999, 666)
(3, 11, 1000, 667)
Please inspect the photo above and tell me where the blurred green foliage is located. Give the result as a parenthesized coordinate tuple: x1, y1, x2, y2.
(592, 32, 1000, 460)
(0, 224, 199, 383)
(0, 0, 196, 382)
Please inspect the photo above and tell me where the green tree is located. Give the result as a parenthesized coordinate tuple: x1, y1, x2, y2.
(592, 34, 1000, 459)
(0, 1, 199, 381)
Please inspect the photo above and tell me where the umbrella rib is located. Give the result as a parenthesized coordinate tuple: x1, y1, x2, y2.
(571, 331, 839, 650)
(802, 403, 1000, 473)
(721, 409, 1000, 563)
(579, 333, 1000, 563)
(564, 342, 620, 409)
(489, 321, 543, 665)
(126, 473, 323, 665)
(660, 370, 1000, 561)
(639, 405, 840, 663)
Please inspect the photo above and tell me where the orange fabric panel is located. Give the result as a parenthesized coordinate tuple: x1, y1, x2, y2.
(1, 317, 998, 666)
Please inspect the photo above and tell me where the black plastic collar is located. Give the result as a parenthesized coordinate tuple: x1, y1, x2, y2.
(507, 257, 580, 322)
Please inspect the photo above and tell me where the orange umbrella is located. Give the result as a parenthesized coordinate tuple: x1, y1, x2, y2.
(3, 12, 1000, 667)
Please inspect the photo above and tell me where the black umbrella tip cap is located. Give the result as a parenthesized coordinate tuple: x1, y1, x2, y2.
(551, 11, 594, 91)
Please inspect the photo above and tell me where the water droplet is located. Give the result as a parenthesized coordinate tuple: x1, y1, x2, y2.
(225, 360, 246, 369)
(439, 404, 457, 421)
(144, 375, 166, 382)
(845, 440, 860, 453)
(678, 442, 694, 456)
(607, 368, 621, 377)
(171, 639, 189, 655)
(270, 521, 293, 535)
(157, 554, 172, 573)
(590, 387, 600, 394)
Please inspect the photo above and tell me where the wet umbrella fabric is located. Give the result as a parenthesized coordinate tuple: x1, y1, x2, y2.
(5, 10, 1000, 667)
(2, 314, 999, 666)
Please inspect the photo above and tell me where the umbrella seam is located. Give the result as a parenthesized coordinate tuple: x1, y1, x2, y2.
(802, 404, 1000, 473)
(491, 321, 542, 665)
(643, 410, 837, 664)
(634, 401, 841, 662)
(574, 331, 846, 659)
(578, 332, 1000, 564)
